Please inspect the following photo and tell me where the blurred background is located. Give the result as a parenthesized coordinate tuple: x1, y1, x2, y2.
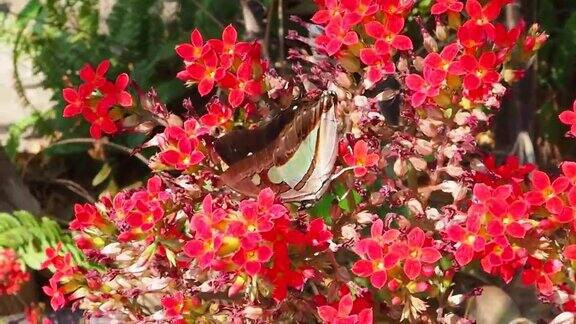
(0, 0, 574, 231)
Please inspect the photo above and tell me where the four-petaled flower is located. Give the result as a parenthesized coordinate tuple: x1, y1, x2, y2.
(559, 100, 576, 137)
(343, 140, 380, 177)
(317, 293, 373, 324)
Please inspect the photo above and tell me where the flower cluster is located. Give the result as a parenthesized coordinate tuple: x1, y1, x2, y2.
(62, 60, 133, 138)
(0, 248, 29, 295)
(176, 25, 267, 110)
(47, 0, 576, 323)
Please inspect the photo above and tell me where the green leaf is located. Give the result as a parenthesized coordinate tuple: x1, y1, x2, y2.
(92, 163, 112, 186)
(308, 194, 335, 225)
(16, 0, 41, 28)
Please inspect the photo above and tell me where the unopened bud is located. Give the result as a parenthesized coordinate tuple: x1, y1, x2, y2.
(435, 23, 448, 42)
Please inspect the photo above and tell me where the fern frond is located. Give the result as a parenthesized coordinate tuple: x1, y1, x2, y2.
(0, 211, 87, 270)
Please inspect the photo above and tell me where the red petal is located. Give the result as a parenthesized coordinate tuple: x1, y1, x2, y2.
(403, 258, 421, 280)
(465, 0, 483, 18)
(338, 293, 354, 316)
(198, 78, 215, 96)
(446, 224, 466, 242)
(175, 44, 195, 60)
(563, 245, 576, 260)
(222, 25, 237, 45)
(531, 170, 551, 190)
(463, 74, 481, 90)
(364, 21, 385, 39)
(392, 35, 413, 50)
(455, 245, 474, 266)
(405, 74, 425, 91)
(317, 306, 338, 322)
(421, 247, 442, 263)
(370, 271, 387, 288)
(407, 227, 425, 247)
(352, 260, 374, 277)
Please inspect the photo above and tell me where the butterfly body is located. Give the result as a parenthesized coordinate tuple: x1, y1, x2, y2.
(214, 91, 339, 202)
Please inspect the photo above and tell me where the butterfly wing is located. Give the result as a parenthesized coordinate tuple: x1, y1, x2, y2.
(214, 92, 338, 201)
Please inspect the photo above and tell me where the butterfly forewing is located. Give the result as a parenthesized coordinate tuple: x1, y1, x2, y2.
(214, 91, 339, 202)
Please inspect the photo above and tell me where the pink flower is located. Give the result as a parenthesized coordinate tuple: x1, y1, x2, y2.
(42, 279, 66, 310)
(453, 52, 500, 91)
(343, 140, 380, 177)
(431, 0, 464, 15)
(521, 257, 562, 296)
(231, 245, 273, 276)
(315, 16, 359, 56)
(317, 293, 373, 324)
(199, 100, 233, 129)
(359, 40, 395, 87)
(559, 100, 576, 136)
(525, 170, 569, 208)
(446, 216, 486, 266)
(364, 16, 413, 51)
(393, 227, 442, 280)
(227, 61, 263, 108)
(405, 68, 445, 107)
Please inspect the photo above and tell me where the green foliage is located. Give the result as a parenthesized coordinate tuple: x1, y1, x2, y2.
(0, 210, 86, 270)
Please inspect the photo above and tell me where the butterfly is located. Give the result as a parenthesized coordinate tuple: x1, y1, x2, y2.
(213, 91, 339, 202)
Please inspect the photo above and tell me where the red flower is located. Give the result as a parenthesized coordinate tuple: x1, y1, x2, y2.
(393, 227, 442, 280)
(264, 242, 306, 301)
(227, 61, 263, 107)
(446, 216, 486, 266)
(431, 0, 464, 15)
(159, 125, 205, 170)
(82, 101, 117, 139)
(464, 0, 508, 39)
(454, 52, 500, 91)
(42, 279, 66, 310)
(316, 16, 359, 56)
(364, 16, 413, 51)
(311, 0, 343, 25)
(207, 25, 249, 69)
(457, 22, 486, 51)
(306, 219, 333, 247)
(341, 0, 378, 26)
(178, 50, 226, 96)
(199, 100, 233, 129)
(359, 40, 395, 87)
(525, 170, 569, 207)
(101, 73, 133, 108)
(232, 245, 273, 276)
(79, 59, 110, 88)
(175, 29, 207, 62)
(559, 100, 576, 137)
(423, 43, 462, 79)
(405, 68, 444, 107)
(486, 199, 531, 238)
(125, 200, 164, 231)
(70, 203, 107, 230)
(161, 292, 184, 318)
(562, 161, 576, 184)
(317, 293, 373, 324)
(0, 248, 30, 295)
(62, 84, 92, 117)
(343, 140, 380, 177)
(521, 257, 562, 296)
